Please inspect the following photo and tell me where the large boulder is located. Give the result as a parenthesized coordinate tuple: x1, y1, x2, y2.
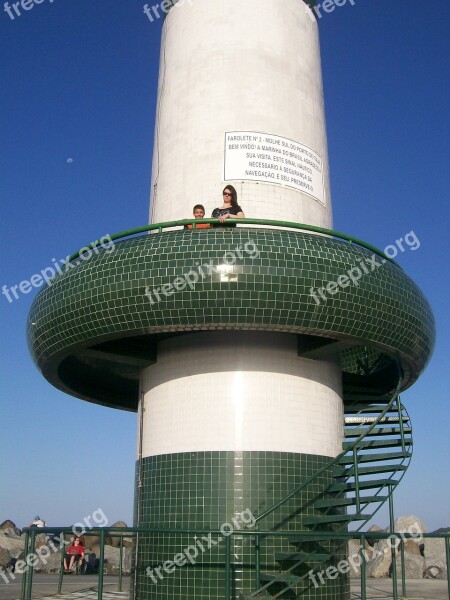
(423, 538, 447, 579)
(395, 554, 425, 578)
(0, 530, 24, 558)
(0, 521, 21, 537)
(347, 539, 373, 578)
(108, 522, 133, 548)
(394, 515, 426, 550)
(367, 540, 393, 578)
(0, 547, 12, 567)
(367, 524, 386, 547)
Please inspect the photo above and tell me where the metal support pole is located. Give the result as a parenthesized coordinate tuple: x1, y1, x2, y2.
(224, 535, 231, 600)
(57, 533, 65, 594)
(445, 537, 450, 600)
(360, 536, 367, 600)
(25, 529, 36, 600)
(388, 491, 399, 600)
(98, 530, 105, 600)
(20, 531, 29, 600)
(400, 539, 407, 598)
(255, 534, 261, 591)
(353, 447, 360, 513)
(118, 535, 123, 592)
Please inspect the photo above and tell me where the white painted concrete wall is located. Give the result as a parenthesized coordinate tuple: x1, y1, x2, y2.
(139, 332, 343, 458)
(149, 0, 332, 228)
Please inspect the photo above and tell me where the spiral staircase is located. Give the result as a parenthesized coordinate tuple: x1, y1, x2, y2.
(242, 357, 413, 599)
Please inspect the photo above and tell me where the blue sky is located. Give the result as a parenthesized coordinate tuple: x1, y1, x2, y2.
(0, 1, 449, 532)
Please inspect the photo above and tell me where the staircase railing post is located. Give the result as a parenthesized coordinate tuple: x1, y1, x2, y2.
(353, 447, 360, 514)
(397, 397, 406, 453)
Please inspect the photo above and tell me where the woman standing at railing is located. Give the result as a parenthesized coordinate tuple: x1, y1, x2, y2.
(211, 185, 245, 226)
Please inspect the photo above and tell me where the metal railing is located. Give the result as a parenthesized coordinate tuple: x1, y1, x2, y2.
(15, 526, 450, 600)
(67, 218, 401, 268)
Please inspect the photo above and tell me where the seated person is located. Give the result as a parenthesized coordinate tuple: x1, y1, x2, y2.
(211, 185, 244, 226)
(64, 537, 85, 573)
(185, 204, 211, 229)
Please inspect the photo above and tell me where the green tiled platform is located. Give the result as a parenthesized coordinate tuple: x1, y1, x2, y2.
(132, 451, 349, 600)
(27, 228, 434, 410)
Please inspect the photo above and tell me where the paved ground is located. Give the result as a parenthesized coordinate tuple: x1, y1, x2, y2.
(1, 574, 448, 599)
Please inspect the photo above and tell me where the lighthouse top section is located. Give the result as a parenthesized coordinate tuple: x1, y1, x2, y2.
(149, 0, 332, 228)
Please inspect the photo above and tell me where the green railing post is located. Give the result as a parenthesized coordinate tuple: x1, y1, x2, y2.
(400, 538, 407, 597)
(224, 535, 231, 600)
(254, 533, 261, 591)
(118, 535, 123, 592)
(446, 536, 450, 600)
(20, 530, 29, 600)
(388, 492, 399, 600)
(98, 529, 105, 600)
(25, 529, 36, 600)
(397, 397, 407, 453)
(360, 536, 367, 600)
(353, 447, 361, 514)
(57, 533, 65, 594)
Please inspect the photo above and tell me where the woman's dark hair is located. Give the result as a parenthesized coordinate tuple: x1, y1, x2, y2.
(223, 185, 238, 207)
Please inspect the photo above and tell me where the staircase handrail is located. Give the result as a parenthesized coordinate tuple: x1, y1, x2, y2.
(254, 362, 404, 527)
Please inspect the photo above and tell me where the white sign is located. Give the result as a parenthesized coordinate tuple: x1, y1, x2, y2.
(224, 131, 325, 205)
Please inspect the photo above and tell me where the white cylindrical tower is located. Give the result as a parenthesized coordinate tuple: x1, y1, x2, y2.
(136, 1, 344, 598)
(150, 0, 331, 226)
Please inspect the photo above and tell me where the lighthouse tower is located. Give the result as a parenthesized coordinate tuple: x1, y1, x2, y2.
(28, 0, 435, 599)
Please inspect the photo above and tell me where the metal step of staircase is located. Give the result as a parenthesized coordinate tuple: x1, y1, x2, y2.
(328, 478, 396, 493)
(344, 426, 411, 438)
(314, 495, 388, 508)
(344, 415, 409, 425)
(333, 464, 408, 477)
(259, 573, 302, 586)
(302, 513, 370, 525)
(344, 405, 402, 414)
(275, 551, 331, 563)
(342, 438, 403, 450)
(338, 451, 412, 465)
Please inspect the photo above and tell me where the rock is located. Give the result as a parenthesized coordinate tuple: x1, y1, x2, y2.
(347, 539, 373, 578)
(403, 539, 421, 555)
(0, 531, 24, 558)
(423, 538, 447, 579)
(367, 525, 386, 547)
(102, 545, 132, 575)
(395, 554, 425, 578)
(32, 549, 62, 574)
(0, 547, 12, 566)
(108, 522, 133, 548)
(392, 515, 427, 555)
(0, 521, 21, 537)
(367, 540, 393, 578)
